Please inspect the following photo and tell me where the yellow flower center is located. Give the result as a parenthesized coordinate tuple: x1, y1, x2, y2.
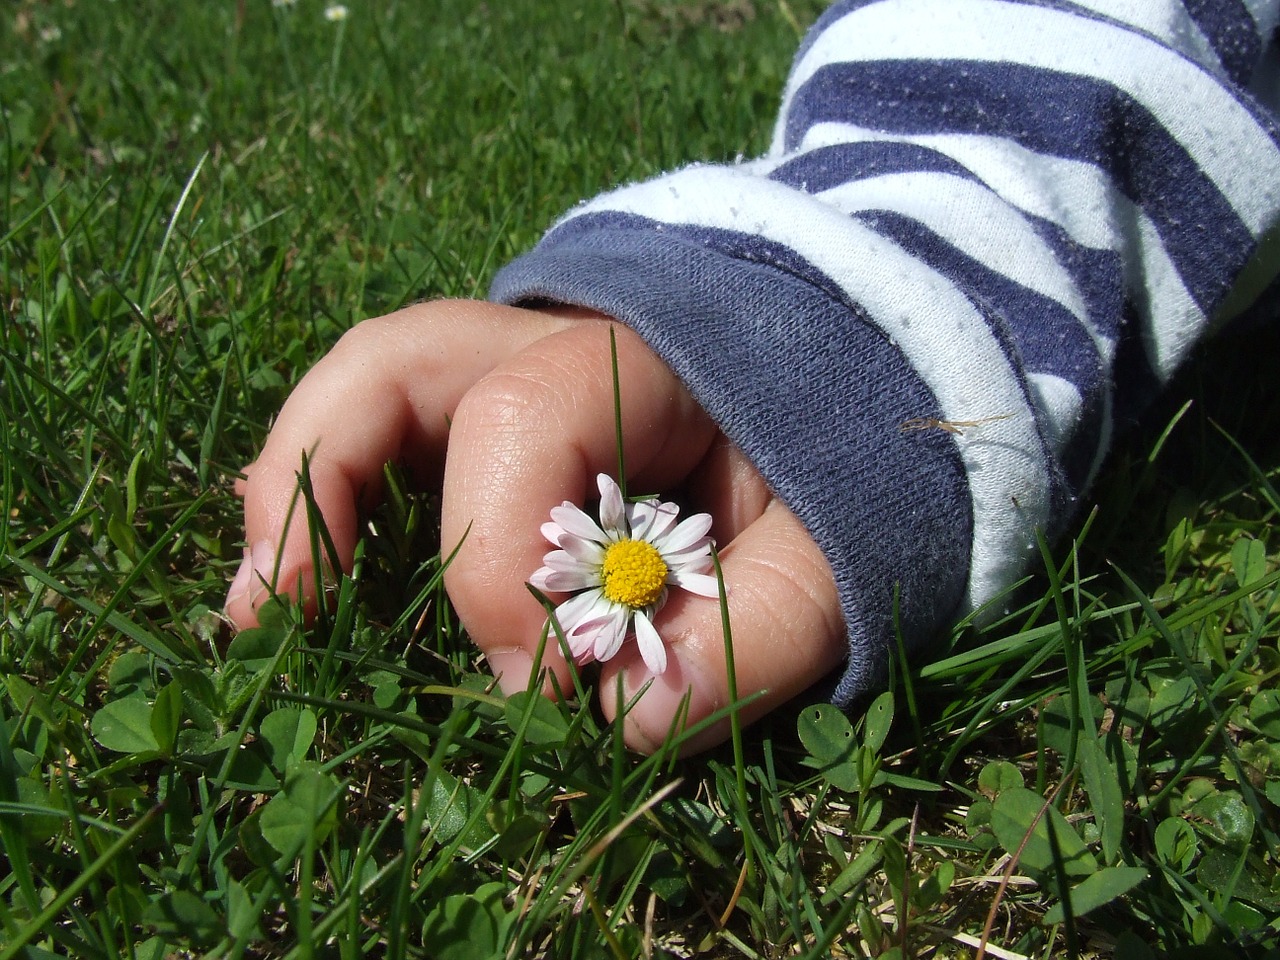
(600, 538, 668, 609)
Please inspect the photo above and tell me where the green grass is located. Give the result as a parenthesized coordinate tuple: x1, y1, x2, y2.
(3, 0, 1279, 957)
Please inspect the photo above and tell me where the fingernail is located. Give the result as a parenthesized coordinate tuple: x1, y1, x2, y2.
(225, 540, 275, 611)
(487, 648, 535, 697)
(623, 656, 722, 755)
(225, 549, 253, 611)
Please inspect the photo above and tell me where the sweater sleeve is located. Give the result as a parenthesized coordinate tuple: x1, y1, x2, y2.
(489, 0, 1280, 705)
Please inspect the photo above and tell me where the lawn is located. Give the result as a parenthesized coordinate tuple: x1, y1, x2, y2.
(2, 0, 1279, 957)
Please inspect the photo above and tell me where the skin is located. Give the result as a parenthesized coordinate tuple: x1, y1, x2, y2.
(225, 299, 846, 754)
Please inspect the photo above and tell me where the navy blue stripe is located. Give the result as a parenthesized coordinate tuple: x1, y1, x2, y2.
(1108, 303, 1167, 425)
(1033, 220, 1126, 346)
(491, 215, 976, 701)
(797, 0, 1262, 82)
(1183, 0, 1262, 84)
(767, 141, 975, 191)
(856, 209, 1105, 492)
(783, 58, 1258, 316)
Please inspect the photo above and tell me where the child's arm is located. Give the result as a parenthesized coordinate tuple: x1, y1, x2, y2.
(230, 1, 1280, 753)
(490, 0, 1280, 705)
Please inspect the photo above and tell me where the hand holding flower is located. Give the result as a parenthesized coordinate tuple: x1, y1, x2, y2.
(225, 299, 844, 753)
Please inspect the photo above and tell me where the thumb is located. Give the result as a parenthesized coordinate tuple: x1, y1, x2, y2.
(598, 498, 846, 755)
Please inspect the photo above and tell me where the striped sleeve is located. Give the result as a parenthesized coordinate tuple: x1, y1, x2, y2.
(490, 0, 1280, 704)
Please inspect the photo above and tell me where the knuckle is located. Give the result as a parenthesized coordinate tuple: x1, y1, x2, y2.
(452, 368, 554, 434)
(328, 311, 409, 362)
(736, 546, 843, 660)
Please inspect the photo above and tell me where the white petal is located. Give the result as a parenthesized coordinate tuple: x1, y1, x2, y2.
(541, 521, 568, 546)
(529, 567, 556, 591)
(539, 570, 601, 592)
(650, 504, 680, 542)
(653, 512, 713, 553)
(592, 609, 630, 663)
(551, 589, 610, 635)
(559, 535, 606, 565)
(550, 502, 608, 543)
(633, 612, 668, 675)
(626, 499, 657, 540)
(542, 549, 590, 572)
(565, 602, 625, 652)
(662, 541, 714, 568)
(566, 625, 599, 662)
(597, 474, 627, 537)
(533, 550, 601, 592)
(646, 588, 668, 616)
(645, 500, 682, 542)
(668, 571, 722, 599)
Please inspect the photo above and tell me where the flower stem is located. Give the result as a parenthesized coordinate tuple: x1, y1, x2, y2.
(712, 546, 755, 905)
(609, 324, 627, 500)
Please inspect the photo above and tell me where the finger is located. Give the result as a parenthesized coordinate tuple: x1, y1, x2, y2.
(225, 300, 572, 628)
(681, 433, 774, 542)
(441, 323, 720, 697)
(597, 498, 845, 755)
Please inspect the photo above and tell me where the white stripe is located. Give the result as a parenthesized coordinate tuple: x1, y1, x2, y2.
(1243, 0, 1280, 39)
(1027, 373, 1082, 459)
(557, 164, 1052, 611)
(775, 0, 1280, 235)
(813, 172, 1107, 349)
(799, 164, 1117, 481)
(1248, 44, 1280, 115)
(1243, 1, 1280, 114)
(1062, 0, 1225, 76)
(1027, 372, 1111, 490)
(792, 123, 1206, 380)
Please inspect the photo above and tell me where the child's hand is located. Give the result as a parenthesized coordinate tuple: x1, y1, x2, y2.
(225, 300, 844, 753)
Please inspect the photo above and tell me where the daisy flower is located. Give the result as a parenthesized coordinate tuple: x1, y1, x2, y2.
(530, 474, 720, 675)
